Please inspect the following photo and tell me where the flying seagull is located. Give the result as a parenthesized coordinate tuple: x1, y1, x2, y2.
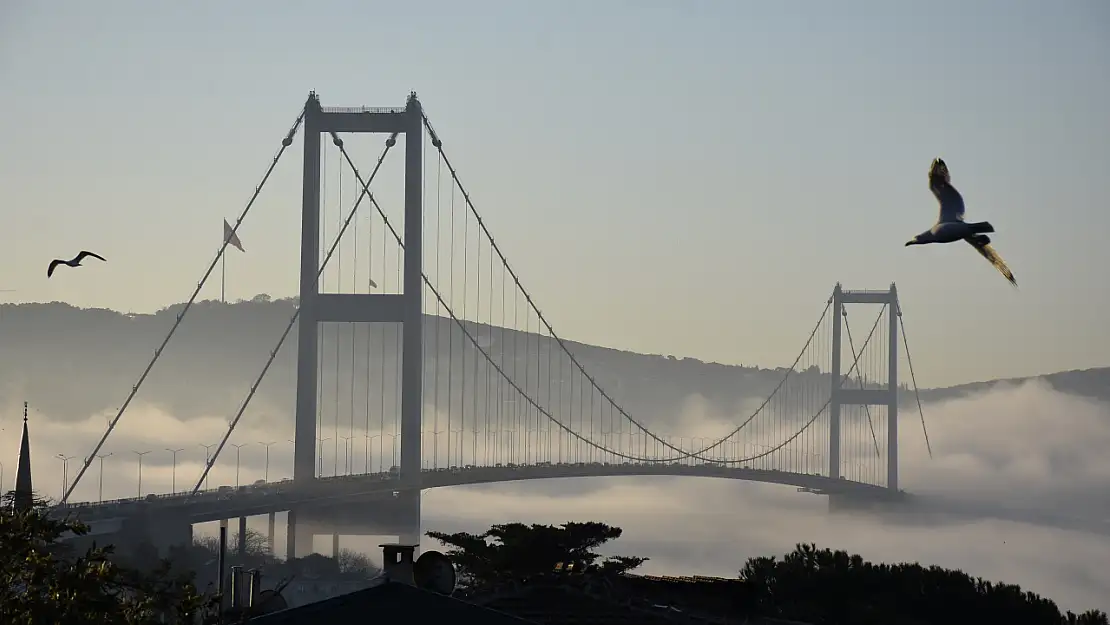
(905, 158, 1017, 287)
(47, 251, 107, 278)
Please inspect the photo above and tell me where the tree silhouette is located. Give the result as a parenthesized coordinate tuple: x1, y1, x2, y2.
(337, 548, 378, 576)
(194, 529, 271, 560)
(426, 521, 647, 590)
(740, 543, 1110, 625)
(430, 522, 1107, 624)
(0, 492, 218, 624)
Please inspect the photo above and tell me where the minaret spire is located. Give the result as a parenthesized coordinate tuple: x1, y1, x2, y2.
(13, 401, 33, 511)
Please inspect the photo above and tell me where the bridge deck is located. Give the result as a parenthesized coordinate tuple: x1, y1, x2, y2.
(56, 463, 893, 524)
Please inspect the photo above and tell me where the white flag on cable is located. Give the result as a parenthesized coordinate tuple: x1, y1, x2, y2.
(224, 219, 245, 253)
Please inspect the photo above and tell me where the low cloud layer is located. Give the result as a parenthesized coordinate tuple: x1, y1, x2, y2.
(2, 379, 1108, 612)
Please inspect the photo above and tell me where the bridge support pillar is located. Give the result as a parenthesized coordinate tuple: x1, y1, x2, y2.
(267, 512, 276, 555)
(829, 284, 901, 492)
(237, 516, 247, 558)
(332, 533, 340, 559)
(829, 285, 843, 480)
(887, 284, 899, 492)
(398, 92, 425, 555)
(292, 92, 425, 544)
(144, 513, 193, 556)
(286, 508, 313, 560)
(293, 94, 323, 489)
(397, 489, 421, 545)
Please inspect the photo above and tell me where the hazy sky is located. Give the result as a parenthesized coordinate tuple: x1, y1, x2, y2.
(2, 1, 1108, 387)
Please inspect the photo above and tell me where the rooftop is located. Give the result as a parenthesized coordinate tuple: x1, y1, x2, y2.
(248, 578, 534, 625)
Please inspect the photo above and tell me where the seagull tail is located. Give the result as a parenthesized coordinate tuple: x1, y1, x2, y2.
(967, 221, 995, 235)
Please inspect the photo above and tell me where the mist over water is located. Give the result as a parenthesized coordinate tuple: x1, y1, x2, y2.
(2, 379, 1109, 612)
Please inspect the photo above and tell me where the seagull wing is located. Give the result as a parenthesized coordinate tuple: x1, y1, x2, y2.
(966, 238, 1017, 287)
(47, 259, 62, 278)
(76, 251, 107, 263)
(930, 160, 966, 224)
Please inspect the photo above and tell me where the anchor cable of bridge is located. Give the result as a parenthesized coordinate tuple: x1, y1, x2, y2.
(188, 131, 398, 496)
(337, 134, 888, 466)
(63, 106, 308, 504)
(843, 309, 883, 458)
(419, 111, 858, 463)
(897, 310, 933, 459)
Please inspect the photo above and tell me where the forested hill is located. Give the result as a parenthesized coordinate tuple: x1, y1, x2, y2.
(0, 298, 1105, 427)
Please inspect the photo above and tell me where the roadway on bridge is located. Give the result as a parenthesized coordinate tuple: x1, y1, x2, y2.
(60, 462, 889, 525)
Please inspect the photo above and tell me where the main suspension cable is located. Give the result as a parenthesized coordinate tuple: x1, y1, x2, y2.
(338, 136, 888, 464)
(189, 132, 397, 496)
(722, 304, 887, 466)
(420, 110, 839, 462)
(63, 107, 307, 504)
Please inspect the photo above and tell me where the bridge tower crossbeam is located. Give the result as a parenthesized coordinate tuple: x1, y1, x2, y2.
(829, 283, 899, 492)
(291, 92, 424, 557)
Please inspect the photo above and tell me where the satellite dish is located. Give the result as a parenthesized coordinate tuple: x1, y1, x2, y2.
(413, 550, 457, 595)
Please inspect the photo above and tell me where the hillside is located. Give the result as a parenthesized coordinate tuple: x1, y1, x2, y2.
(0, 299, 1106, 428)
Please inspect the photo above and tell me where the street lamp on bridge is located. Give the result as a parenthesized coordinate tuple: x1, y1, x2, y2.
(165, 448, 185, 494)
(259, 441, 278, 482)
(55, 454, 76, 502)
(132, 450, 152, 498)
(317, 437, 331, 477)
(231, 443, 248, 488)
(340, 436, 355, 475)
(94, 452, 113, 502)
(382, 433, 396, 472)
(198, 443, 217, 490)
(363, 434, 378, 474)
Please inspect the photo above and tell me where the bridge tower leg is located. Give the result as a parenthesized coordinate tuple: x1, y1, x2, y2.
(289, 92, 425, 558)
(829, 285, 843, 480)
(828, 283, 900, 493)
(887, 284, 899, 492)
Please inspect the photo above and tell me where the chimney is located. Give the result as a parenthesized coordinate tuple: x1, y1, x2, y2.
(230, 566, 244, 609)
(380, 543, 417, 585)
(13, 402, 33, 511)
(247, 569, 262, 607)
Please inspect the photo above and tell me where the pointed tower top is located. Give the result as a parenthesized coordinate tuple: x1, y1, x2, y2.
(13, 401, 33, 511)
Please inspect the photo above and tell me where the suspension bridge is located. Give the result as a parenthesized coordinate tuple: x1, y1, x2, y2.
(50, 92, 931, 558)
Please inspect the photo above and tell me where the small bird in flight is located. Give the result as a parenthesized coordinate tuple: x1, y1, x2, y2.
(905, 158, 1017, 287)
(47, 251, 107, 278)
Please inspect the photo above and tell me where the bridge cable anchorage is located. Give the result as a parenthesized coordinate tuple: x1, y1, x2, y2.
(337, 140, 889, 466)
(421, 110, 852, 462)
(188, 131, 398, 496)
(843, 309, 882, 458)
(897, 311, 933, 459)
(62, 106, 307, 504)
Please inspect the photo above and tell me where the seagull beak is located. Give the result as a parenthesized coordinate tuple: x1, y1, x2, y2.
(904, 240, 914, 247)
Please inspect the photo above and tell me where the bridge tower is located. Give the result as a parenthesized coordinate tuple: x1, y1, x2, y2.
(828, 284, 900, 492)
(290, 93, 424, 557)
